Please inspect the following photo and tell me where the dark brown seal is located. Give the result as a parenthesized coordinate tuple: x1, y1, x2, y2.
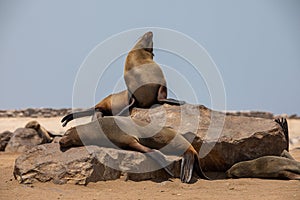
(226, 155, 300, 180)
(124, 31, 185, 108)
(59, 116, 208, 183)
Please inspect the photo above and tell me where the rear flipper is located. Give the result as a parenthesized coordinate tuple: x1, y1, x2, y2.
(115, 97, 136, 116)
(181, 149, 210, 183)
(280, 171, 300, 180)
(275, 118, 289, 151)
(194, 155, 210, 180)
(61, 108, 95, 127)
(180, 151, 195, 183)
(281, 150, 295, 160)
(158, 98, 186, 106)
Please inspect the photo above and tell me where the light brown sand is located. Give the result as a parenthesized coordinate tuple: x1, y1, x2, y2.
(0, 117, 300, 200)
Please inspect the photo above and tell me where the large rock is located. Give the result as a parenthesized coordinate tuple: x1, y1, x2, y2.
(5, 128, 43, 153)
(0, 131, 13, 151)
(14, 143, 179, 185)
(131, 104, 287, 171)
(14, 104, 287, 184)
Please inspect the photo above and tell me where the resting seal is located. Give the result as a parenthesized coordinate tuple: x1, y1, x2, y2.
(226, 155, 300, 180)
(25, 121, 53, 143)
(226, 118, 299, 180)
(59, 116, 208, 183)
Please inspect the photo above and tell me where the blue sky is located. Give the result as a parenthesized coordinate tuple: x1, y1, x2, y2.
(0, 0, 299, 115)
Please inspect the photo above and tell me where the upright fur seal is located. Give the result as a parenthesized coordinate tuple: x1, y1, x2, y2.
(61, 31, 184, 127)
(59, 116, 208, 183)
(124, 31, 185, 108)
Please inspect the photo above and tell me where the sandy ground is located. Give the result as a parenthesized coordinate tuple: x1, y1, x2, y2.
(0, 117, 300, 200)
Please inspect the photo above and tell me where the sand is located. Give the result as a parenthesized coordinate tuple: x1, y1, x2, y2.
(0, 117, 300, 200)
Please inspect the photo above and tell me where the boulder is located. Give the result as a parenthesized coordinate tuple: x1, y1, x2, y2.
(14, 104, 287, 184)
(5, 128, 43, 153)
(0, 131, 13, 151)
(131, 104, 287, 171)
(14, 143, 179, 185)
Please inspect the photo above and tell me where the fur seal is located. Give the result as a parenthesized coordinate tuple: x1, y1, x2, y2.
(61, 31, 184, 127)
(25, 121, 53, 143)
(226, 155, 300, 180)
(124, 31, 185, 108)
(59, 116, 208, 183)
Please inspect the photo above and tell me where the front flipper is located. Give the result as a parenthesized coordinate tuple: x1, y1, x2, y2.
(157, 85, 186, 106)
(115, 97, 136, 116)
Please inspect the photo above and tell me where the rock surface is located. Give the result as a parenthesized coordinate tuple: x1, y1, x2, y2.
(14, 104, 287, 184)
(14, 143, 178, 185)
(5, 128, 43, 153)
(131, 104, 287, 171)
(0, 131, 13, 151)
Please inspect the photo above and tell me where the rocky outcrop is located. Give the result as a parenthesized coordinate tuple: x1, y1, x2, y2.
(0, 108, 73, 118)
(0, 131, 13, 151)
(13, 104, 287, 184)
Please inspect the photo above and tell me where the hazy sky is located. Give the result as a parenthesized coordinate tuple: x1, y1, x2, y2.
(0, 0, 299, 115)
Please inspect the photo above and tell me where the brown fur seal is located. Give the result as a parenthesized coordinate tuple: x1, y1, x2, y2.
(61, 31, 184, 127)
(25, 121, 53, 143)
(59, 116, 208, 183)
(124, 31, 185, 108)
(226, 155, 300, 180)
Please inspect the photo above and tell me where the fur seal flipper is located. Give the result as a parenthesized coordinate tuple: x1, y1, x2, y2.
(275, 118, 289, 151)
(61, 90, 133, 127)
(61, 108, 95, 127)
(59, 116, 207, 183)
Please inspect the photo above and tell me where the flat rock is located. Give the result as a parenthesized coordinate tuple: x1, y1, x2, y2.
(5, 128, 43, 153)
(0, 131, 13, 151)
(14, 104, 287, 184)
